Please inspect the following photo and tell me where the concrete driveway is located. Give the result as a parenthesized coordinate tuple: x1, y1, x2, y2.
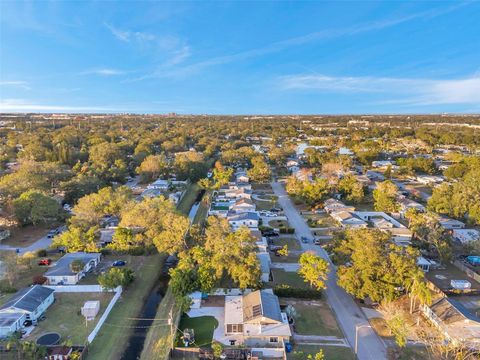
(271, 182, 387, 360)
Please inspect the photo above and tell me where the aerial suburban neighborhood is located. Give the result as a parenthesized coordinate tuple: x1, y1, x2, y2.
(1, 1, 480, 360)
(0, 112, 479, 360)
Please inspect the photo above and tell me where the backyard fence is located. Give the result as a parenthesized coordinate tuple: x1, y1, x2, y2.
(87, 286, 123, 343)
(452, 260, 480, 284)
(45, 285, 118, 293)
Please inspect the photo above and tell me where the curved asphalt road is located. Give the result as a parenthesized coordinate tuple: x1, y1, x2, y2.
(271, 182, 387, 360)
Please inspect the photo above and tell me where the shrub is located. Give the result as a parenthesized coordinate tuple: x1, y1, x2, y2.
(32, 275, 47, 285)
(0, 281, 17, 293)
(36, 249, 47, 258)
(280, 227, 295, 234)
(273, 285, 322, 299)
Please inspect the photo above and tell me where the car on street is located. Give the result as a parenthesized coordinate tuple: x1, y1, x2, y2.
(112, 260, 126, 267)
(314, 239, 321, 245)
(301, 236, 309, 243)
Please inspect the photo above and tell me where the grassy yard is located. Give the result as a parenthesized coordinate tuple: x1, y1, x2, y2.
(0, 223, 60, 247)
(30, 292, 113, 345)
(271, 269, 308, 289)
(253, 198, 275, 211)
(251, 183, 273, 192)
(193, 191, 211, 225)
(288, 345, 354, 360)
(0, 251, 64, 304)
(87, 254, 165, 360)
(140, 288, 182, 360)
(387, 346, 434, 360)
(177, 183, 202, 215)
(275, 237, 301, 251)
(369, 317, 393, 339)
(292, 301, 343, 337)
(270, 252, 300, 263)
(175, 315, 218, 347)
(268, 219, 289, 228)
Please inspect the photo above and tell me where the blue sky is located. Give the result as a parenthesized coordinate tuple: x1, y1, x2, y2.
(0, 1, 479, 114)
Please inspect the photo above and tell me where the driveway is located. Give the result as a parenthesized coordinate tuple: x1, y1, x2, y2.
(271, 182, 387, 360)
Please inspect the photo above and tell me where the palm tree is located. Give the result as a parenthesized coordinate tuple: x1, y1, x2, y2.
(406, 271, 432, 314)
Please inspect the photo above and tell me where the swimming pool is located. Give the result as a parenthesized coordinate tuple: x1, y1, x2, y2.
(466, 256, 480, 265)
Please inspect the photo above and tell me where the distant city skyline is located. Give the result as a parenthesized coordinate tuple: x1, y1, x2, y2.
(1, 1, 479, 114)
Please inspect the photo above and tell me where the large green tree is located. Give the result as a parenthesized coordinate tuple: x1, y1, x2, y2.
(373, 180, 399, 213)
(335, 228, 426, 302)
(13, 190, 63, 226)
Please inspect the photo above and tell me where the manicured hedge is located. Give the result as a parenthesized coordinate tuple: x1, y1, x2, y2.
(273, 285, 322, 299)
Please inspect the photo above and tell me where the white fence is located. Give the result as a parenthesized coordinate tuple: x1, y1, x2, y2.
(44, 285, 122, 344)
(45, 285, 118, 293)
(87, 286, 123, 343)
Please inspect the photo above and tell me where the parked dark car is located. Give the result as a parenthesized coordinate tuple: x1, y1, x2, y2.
(301, 236, 309, 243)
(264, 231, 279, 237)
(112, 260, 126, 267)
(38, 258, 52, 266)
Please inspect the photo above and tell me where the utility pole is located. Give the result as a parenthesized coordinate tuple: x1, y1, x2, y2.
(168, 308, 174, 350)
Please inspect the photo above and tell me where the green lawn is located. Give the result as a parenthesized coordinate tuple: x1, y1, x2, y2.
(177, 183, 201, 215)
(271, 269, 308, 289)
(253, 198, 275, 211)
(140, 288, 182, 360)
(87, 254, 165, 360)
(193, 191, 211, 225)
(268, 219, 289, 228)
(275, 237, 301, 251)
(176, 315, 218, 347)
(270, 252, 300, 263)
(288, 345, 354, 360)
(293, 302, 343, 337)
(388, 346, 434, 360)
(30, 292, 113, 345)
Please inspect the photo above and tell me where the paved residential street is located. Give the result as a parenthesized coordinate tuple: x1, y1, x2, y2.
(271, 182, 387, 360)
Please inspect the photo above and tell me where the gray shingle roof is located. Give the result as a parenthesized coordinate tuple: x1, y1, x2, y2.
(45, 252, 100, 277)
(0, 285, 54, 313)
(0, 312, 24, 327)
(243, 290, 282, 323)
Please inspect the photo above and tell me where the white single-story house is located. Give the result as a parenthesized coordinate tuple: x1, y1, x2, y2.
(452, 229, 480, 244)
(228, 212, 260, 229)
(236, 173, 250, 184)
(397, 197, 426, 217)
(224, 289, 291, 346)
(323, 198, 356, 214)
(0, 285, 54, 326)
(438, 216, 465, 230)
(147, 179, 169, 190)
(230, 198, 256, 213)
(417, 257, 432, 272)
(0, 312, 26, 338)
(45, 252, 101, 285)
(330, 211, 367, 228)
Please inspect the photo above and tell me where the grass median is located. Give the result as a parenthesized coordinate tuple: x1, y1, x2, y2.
(87, 254, 165, 360)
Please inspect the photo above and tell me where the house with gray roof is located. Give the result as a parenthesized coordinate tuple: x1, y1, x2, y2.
(224, 289, 291, 347)
(227, 211, 260, 229)
(0, 285, 54, 335)
(45, 252, 101, 285)
(0, 312, 26, 338)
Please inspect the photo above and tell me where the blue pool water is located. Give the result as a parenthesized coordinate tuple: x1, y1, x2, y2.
(466, 256, 480, 265)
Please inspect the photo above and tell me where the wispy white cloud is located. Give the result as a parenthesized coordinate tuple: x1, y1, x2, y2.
(0, 99, 114, 113)
(80, 68, 126, 76)
(277, 74, 480, 106)
(134, 2, 469, 81)
(0, 80, 31, 90)
(105, 23, 156, 43)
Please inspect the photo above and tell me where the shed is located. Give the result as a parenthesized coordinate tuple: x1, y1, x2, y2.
(81, 301, 100, 320)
